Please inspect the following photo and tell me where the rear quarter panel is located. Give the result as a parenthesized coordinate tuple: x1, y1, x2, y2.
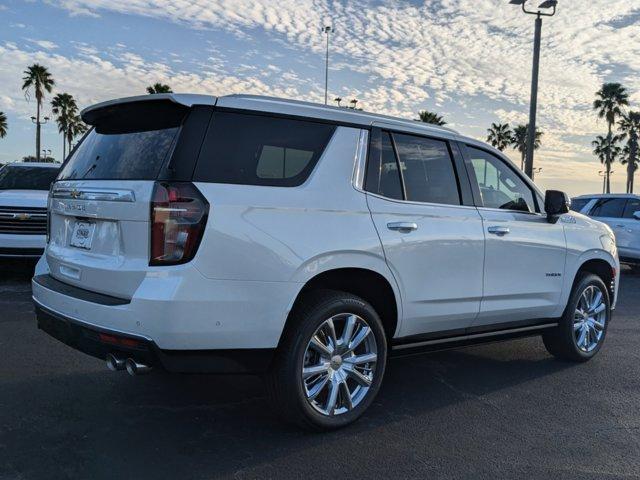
(192, 126, 402, 332)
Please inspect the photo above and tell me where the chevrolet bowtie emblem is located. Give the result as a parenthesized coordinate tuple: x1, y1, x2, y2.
(15, 213, 31, 220)
(70, 189, 82, 199)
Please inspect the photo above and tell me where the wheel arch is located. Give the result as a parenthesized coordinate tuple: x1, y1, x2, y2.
(281, 265, 401, 347)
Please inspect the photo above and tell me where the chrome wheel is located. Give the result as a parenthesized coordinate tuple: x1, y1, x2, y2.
(573, 285, 607, 353)
(301, 313, 378, 416)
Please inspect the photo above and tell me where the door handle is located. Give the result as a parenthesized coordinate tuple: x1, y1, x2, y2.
(487, 226, 510, 236)
(387, 222, 418, 232)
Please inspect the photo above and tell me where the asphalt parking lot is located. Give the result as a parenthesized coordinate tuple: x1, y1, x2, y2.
(1, 261, 639, 480)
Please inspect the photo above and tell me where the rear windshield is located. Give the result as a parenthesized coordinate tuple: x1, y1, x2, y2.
(0, 165, 60, 190)
(58, 127, 180, 180)
(58, 100, 187, 181)
(194, 112, 336, 187)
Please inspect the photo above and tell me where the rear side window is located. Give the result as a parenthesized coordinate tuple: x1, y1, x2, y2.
(570, 198, 591, 212)
(365, 132, 403, 200)
(194, 112, 336, 187)
(393, 133, 460, 205)
(591, 198, 626, 218)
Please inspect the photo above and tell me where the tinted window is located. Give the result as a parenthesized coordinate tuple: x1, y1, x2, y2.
(623, 198, 640, 218)
(570, 198, 591, 212)
(59, 127, 180, 180)
(0, 165, 60, 190)
(467, 147, 536, 212)
(194, 112, 336, 187)
(365, 131, 403, 200)
(591, 198, 626, 218)
(393, 133, 460, 205)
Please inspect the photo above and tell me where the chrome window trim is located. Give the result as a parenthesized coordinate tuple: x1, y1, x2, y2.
(364, 190, 482, 212)
(352, 129, 369, 190)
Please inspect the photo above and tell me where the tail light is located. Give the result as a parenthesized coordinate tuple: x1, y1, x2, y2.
(150, 182, 209, 266)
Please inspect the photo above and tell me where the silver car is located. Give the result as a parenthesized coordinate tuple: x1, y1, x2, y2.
(572, 194, 640, 271)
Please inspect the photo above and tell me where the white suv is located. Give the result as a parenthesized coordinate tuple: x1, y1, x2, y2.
(0, 162, 60, 258)
(572, 194, 640, 271)
(33, 94, 619, 430)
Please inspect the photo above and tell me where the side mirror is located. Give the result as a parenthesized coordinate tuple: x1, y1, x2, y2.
(633, 211, 640, 221)
(545, 190, 570, 222)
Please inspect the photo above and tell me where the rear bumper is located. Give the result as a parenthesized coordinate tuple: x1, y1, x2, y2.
(35, 302, 275, 374)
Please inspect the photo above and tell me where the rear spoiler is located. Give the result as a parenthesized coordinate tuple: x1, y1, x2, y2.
(81, 94, 217, 126)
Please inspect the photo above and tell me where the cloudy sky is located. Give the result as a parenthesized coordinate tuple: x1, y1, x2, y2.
(1, 0, 639, 195)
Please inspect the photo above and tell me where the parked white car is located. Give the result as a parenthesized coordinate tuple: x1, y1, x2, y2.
(0, 162, 60, 258)
(33, 94, 619, 430)
(571, 194, 640, 271)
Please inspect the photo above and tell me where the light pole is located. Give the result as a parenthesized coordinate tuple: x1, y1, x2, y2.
(31, 115, 50, 162)
(598, 170, 613, 194)
(322, 25, 333, 105)
(509, 0, 557, 180)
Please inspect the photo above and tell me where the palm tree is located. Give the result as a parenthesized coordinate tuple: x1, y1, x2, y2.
(417, 110, 446, 126)
(146, 83, 172, 94)
(65, 114, 88, 154)
(486, 123, 512, 151)
(511, 124, 542, 170)
(51, 93, 78, 160)
(618, 111, 640, 193)
(0, 111, 7, 138)
(22, 64, 55, 161)
(594, 83, 629, 193)
(593, 134, 622, 193)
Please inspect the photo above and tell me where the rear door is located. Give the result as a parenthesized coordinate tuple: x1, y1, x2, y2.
(588, 197, 631, 256)
(463, 145, 566, 326)
(365, 128, 485, 338)
(621, 198, 640, 261)
(46, 98, 212, 299)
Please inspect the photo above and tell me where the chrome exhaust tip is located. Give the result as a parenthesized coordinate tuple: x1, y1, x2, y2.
(125, 358, 152, 376)
(106, 353, 125, 371)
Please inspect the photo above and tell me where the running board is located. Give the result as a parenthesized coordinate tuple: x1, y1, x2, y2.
(390, 322, 558, 356)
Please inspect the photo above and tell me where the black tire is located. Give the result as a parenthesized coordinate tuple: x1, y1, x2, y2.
(542, 273, 611, 362)
(266, 290, 387, 431)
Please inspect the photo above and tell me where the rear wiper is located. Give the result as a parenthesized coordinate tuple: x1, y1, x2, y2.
(81, 155, 100, 179)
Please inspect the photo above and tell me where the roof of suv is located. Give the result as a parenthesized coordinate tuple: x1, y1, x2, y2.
(82, 92, 462, 140)
(2, 162, 60, 168)
(573, 193, 640, 199)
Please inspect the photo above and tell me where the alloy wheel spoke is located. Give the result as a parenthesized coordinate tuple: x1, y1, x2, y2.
(345, 325, 371, 355)
(573, 320, 583, 332)
(339, 379, 353, 411)
(590, 291, 603, 311)
(577, 327, 587, 348)
(591, 319, 605, 331)
(345, 365, 372, 387)
(309, 335, 333, 357)
(344, 352, 377, 365)
(325, 378, 340, 415)
(303, 363, 330, 379)
(307, 373, 330, 401)
(341, 315, 357, 346)
(590, 303, 606, 315)
(324, 319, 338, 351)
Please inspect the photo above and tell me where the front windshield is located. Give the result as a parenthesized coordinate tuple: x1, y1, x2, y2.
(0, 165, 60, 190)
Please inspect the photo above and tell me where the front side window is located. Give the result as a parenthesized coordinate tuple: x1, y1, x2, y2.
(467, 147, 536, 213)
(623, 198, 640, 219)
(591, 198, 627, 218)
(194, 112, 336, 187)
(393, 133, 460, 205)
